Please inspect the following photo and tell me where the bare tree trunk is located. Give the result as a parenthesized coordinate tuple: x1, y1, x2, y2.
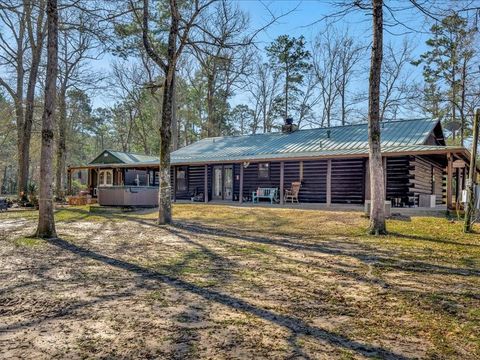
(207, 71, 215, 137)
(14, 75, 25, 198)
(55, 87, 67, 199)
(340, 82, 346, 126)
(20, 1, 46, 199)
(158, 68, 174, 224)
(464, 108, 478, 233)
(20, 51, 42, 197)
(459, 58, 467, 147)
(1, 166, 6, 194)
(171, 78, 178, 151)
(368, 0, 386, 235)
(36, 0, 58, 238)
(285, 67, 289, 119)
(15, 99, 24, 197)
(451, 64, 457, 142)
(140, 0, 215, 224)
(155, 2, 179, 225)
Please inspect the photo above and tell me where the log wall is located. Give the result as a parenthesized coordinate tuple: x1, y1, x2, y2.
(299, 160, 327, 203)
(409, 156, 444, 206)
(239, 162, 281, 200)
(188, 165, 205, 199)
(172, 154, 446, 206)
(331, 159, 365, 204)
(386, 156, 410, 205)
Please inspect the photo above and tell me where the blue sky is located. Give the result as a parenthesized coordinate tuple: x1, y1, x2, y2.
(93, 0, 435, 109)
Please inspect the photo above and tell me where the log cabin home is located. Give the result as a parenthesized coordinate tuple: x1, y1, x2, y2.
(68, 118, 476, 209)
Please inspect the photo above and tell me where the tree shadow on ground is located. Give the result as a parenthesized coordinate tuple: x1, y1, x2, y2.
(1, 236, 411, 360)
(387, 231, 480, 248)
(171, 221, 480, 277)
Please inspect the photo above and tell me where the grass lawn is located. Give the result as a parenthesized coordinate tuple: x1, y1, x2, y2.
(0, 204, 479, 359)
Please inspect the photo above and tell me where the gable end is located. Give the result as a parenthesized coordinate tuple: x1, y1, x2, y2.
(89, 150, 125, 165)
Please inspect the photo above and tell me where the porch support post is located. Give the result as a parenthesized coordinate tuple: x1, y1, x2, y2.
(239, 164, 244, 203)
(280, 161, 284, 205)
(326, 159, 332, 206)
(299, 161, 304, 181)
(204, 164, 208, 203)
(458, 167, 464, 203)
(447, 153, 453, 209)
(172, 165, 176, 203)
(383, 156, 387, 200)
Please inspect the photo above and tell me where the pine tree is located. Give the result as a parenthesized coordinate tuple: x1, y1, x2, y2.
(414, 13, 477, 145)
(266, 35, 311, 122)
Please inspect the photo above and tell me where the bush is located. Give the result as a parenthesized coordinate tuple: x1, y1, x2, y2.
(28, 183, 38, 209)
(71, 179, 87, 195)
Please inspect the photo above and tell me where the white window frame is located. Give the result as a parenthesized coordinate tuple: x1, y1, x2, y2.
(98, 169, 114, 187)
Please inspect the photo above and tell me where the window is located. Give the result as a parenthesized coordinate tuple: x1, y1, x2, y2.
(176, 167, 187, 191)
(98, 169, 113, 187)
(124, 169, 147, 186)
(258, 163, 270, 179)
(431, 165, 435, 194)
(106, 171, 112, 185)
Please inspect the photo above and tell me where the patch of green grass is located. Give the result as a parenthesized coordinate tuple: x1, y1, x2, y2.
(146, 290, 170, 307)
(193, 279, 218, 288)
(54, 207, 106, 223)
(13, 236, 45, 247)
(235, 243, 273, 256)
(468, 307, 480, 320)
(0, 206, 111, 223)
(0, 209, 37, 220)
(150, 249, 214, 277)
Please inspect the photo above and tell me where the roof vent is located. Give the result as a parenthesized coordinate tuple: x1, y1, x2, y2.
(282, 118, 298, 134)
(326, 129, 331, 139)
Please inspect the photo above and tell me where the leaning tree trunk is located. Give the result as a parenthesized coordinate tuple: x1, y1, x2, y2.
(55, 88, 67, 199)
(368, 0, 386, 235)
(19, 27, 44, 199)
(36, 0, 58, 238)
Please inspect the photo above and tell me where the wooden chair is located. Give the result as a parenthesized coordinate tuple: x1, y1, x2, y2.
(284, 182, 301, 203)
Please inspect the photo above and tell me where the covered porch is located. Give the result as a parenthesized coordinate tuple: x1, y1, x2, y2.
(67, 164, 160, 207)
(66, 147, 476, 210)
(169, 148, 475, 210)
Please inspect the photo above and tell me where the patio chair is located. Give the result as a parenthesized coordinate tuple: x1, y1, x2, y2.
(284, 181, 301, 203)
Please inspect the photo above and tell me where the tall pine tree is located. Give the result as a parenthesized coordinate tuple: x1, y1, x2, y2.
(266, 35, 311, 123)
(415, 13, 477, 145)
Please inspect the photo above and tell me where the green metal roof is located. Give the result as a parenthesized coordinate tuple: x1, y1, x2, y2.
(86, 119, 464, 167)
(89, 150, 158, 165)
(170, 118, 448, 164)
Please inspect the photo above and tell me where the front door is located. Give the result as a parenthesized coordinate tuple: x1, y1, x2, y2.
(213, 166, 223, 200)
(212, 165, 233, 201)
(223, 166, 233, 200)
